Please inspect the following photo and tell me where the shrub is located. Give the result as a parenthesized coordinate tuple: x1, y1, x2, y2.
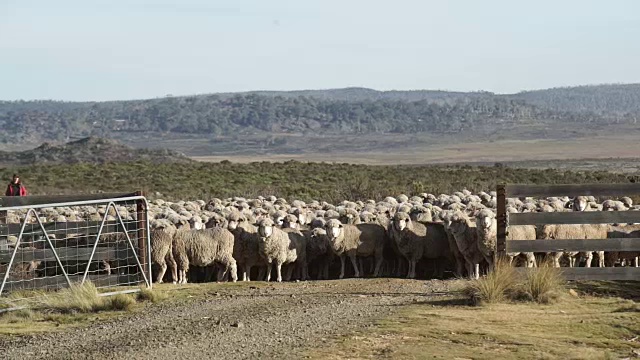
(0, 308, 34, 323)
(39, 282, 105, 313)
(517, 260, 564, 304)
(37, 282, 137, 313)
(136, 287, 167, 303)
(463, 258, 518, 306)
(464, 258, 566, 306)
(106, 294, 136, 311)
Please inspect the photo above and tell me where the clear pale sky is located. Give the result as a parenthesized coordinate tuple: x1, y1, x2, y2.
(1, 0, 639, 101)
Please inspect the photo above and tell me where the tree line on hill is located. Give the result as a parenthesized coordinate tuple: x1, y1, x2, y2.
(1, 84, 639, 144)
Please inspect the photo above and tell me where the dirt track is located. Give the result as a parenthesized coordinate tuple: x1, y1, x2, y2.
(0, 278, 459, 360)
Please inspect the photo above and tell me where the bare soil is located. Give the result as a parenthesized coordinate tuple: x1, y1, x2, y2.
(0, 278, 460, 360)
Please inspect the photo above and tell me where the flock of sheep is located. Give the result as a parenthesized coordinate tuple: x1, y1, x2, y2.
(145, 191, 640, 284)
(1, 191, 638, 285)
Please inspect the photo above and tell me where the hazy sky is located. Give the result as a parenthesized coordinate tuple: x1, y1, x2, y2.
(1, 0, 639, 101)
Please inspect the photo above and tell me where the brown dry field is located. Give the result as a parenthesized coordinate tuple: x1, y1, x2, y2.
(192, 134, 640, 166)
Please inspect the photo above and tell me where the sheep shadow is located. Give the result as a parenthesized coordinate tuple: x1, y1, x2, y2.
(571, 280, 640, 302)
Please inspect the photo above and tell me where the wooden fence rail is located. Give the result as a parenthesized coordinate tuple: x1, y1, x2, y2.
(497, 183, 640, 281)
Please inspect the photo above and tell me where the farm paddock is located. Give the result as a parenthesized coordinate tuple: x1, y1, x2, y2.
(0, 184, 639, 359)
(0, 278, 638, 360)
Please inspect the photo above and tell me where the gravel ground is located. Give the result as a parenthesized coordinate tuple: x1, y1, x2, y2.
(0, 278, 460, 360)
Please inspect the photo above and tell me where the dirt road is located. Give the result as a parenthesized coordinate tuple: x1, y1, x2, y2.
(0, 278, 459, 359)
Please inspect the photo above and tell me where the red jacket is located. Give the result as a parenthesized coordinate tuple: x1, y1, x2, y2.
(5, 182, 27, 196)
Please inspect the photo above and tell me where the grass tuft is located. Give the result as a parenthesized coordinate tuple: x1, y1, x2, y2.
(463, 257, 518, 305)
(106, 294, 136, 311)
(36, 282, 137, 313)
(0, 309, 34, 324)
(464, 257, 566, 306)
(518, 260, 564, 304)
(136, 287, 167, 303)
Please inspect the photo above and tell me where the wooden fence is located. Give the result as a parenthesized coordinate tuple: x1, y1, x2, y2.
(496, 183, 640, 281)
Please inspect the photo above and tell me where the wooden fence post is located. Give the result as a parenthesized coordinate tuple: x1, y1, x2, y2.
(135, 191, 148, 285)
(496, 184, 507, 260)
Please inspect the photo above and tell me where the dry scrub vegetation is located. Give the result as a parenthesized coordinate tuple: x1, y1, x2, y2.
(0, 282, 164, 335)
(3, 161, 637, 203)
(464, 259, 565, 305)
(307, 268, 640, 360)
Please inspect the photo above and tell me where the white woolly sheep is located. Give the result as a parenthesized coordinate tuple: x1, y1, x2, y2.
(474, 209, 536, 268)
(256, 218, 305, 282)
(324, 219, 386, 278)
(172, 227, 238, 284)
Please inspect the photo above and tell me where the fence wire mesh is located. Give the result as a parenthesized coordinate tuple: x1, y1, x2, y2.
(0, 197, 150, 303)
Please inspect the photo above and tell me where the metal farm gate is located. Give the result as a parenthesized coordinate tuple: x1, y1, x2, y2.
(0, 192, 151, 299)
(497, 183, 640, 280)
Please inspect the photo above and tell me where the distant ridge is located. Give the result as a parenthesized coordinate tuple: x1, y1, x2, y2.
(0, 137, 193, 166)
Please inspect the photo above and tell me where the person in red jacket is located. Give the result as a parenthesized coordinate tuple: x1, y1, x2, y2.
(5, 174, 27, 196)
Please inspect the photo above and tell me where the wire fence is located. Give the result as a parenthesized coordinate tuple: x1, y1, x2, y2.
(0, 194, 151, 302)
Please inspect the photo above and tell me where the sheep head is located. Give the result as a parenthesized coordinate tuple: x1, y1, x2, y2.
(572, 196, 589, 212)
(282, 214, 299, 229)
(448, 211, 470, 237)
(227, 212, 247, 231)
(475, 209, 496, 231)
(392, 212, 411, 232)
(257, 218, 276, 238)
(324, 219, 343, 241)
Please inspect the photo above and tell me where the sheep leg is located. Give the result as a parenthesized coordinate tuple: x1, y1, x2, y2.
(358, 258, 364, 277)
(156, 262, 167, 284)
(276, 262, 284, 282)
(168, 256, 177, 284)
(349, 255, 360, 278)
(228, 260, 238, 282)
(258, 266, 267, 281)
(322, 259, 330, 280)
(474, 263, 480, 280)
(406, 259, 415, 279)
(635, 257, 639, 267)
(552, 253, 562, 268)
(284, 264, 294, 281)
(597, 251, 605, 267)
(339, 255, 346, 279)
(102, 260, 111, 275)
(584, 252, 593, 268)
(265, 262, 272, 282)
(373, 255, 384, 277)
(244, 264, 252, 282)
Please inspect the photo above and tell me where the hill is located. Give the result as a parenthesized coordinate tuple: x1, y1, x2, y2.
(0, 137, 192, 166)
(1, 83, 639, 148)
(512, 83, 640, 115)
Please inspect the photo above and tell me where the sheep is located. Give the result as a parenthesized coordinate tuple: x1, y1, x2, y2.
(602, 200, 627, 211)
(439, 210, 467, 277)
(387, 212, 423, 279)
(256, 218, 305, 282)
(474, 209, 537, 269)
(409, 205, 433, 223)
(539, 224, 609, 267)
(448, 211, 484, 279)
(150, 219, 178, 284)
(324, 219, 386, 278)
(605, 225, 640, 267)
(305, 227, 332, 280)
(388, 212, 451, 279)
(339, 208, 361, 225)
(227, 212, 265, 282)
(172, 227, 238, 284)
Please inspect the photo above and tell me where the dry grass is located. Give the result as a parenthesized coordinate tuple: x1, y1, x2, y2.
(464, 259, 565, 306)
(463, 258, 518, 305)
(37, 282, 108, 314)
(136, 287, 168, 303)
(307, 293, 640, 360)
(517, 261, 564, 304)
